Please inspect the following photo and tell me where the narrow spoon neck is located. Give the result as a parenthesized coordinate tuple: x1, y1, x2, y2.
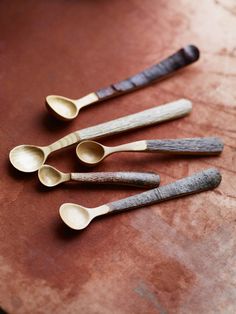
(75, 92, 99, 110)
(90, 205, 110, 219)
(109, 140, 147, 154)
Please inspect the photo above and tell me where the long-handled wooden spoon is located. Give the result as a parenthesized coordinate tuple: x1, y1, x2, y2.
(46, 45, 199, 120)
(76, 137, 224, 166)
(59, 168, 221, 230)
(9, 98, 191, 172)
(38, 164, 160, 188)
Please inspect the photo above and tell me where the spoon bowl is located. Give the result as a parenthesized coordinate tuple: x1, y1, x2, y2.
(76, 140, 106, 165)
(38, 165, 67, 187)
(59, 203, 92, 230)
(46, 95, 78, 120)
(9, 145, 46, 172)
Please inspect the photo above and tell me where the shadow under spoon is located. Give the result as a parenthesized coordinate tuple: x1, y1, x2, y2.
(59, 168, 221, 230)
(38, 165, 160, 188)
(46, 45, 199, 120)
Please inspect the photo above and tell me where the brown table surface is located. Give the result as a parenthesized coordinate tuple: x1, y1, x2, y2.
(1, 1, 236, 313)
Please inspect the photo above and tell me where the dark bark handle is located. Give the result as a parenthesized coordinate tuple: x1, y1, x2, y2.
(145, 137, 224, 155)
(71, 172, 160, 188)
(107, 168, 221, 213)
(96, 45, 200, 100)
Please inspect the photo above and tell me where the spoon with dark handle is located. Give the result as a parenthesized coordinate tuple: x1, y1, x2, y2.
(46, 45, 199, 120)
(76, 137, 224, 166)
(38, 165, 160, 188)
(9, 98, 191, 172)
(59, 168, 221, 230)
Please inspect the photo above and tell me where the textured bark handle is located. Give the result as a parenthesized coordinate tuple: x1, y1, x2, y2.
(107, 168, 221, 212)
(96, 45, 200, 100)
(71, 172, 160, 188)
(78, 99, 191, 141)
(145, 137, 224, 155)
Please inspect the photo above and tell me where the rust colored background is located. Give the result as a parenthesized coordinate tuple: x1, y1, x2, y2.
(1, 1, 236, 313)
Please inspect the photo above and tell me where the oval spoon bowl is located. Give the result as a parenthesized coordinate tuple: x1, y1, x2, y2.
(38, 165, 64, 187)
(76, 140, 106, 165)
(46, 95, 78, 120)
(9, 145, 46, 172)
(59, 203, 92, 230)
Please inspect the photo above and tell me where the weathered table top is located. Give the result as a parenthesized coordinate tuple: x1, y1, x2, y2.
(1, 1, 236, 313)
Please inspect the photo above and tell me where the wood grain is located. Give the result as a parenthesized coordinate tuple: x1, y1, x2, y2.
(96, 45, 199, 100)
(71, 171, 160, 188)
(145, 137, 224, 154)
(78, 99, 191, 141)
(107, 168, 221, 212)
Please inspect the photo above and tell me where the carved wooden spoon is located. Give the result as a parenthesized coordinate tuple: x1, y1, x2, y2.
(9, 99, 191, 172)
(59, 168, 221, 230)
(46, 45, 199, 120)
(38, 165, 160, 188)
(76, 137, 224, 166)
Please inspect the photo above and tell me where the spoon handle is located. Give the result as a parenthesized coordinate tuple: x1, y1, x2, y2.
(106, 168, 221, 213)
(96, 45, 199, 100)
(48, 99, 192, 152)
(144, 137, 224, 155)
(71, 172, 160, 188)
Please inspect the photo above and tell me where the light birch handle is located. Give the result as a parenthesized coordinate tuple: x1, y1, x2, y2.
(96, 45, 200, 100)
(145, 137, 224, 155)
(71, 172, 160, 188)
(106, 168, 221, 213)
(47, 99, 192, 152)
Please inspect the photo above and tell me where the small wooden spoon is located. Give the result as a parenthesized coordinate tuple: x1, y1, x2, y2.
(9, 99, 191, 172)
(59, 168, 221, 230)
(76, 137, 224, 166)
(38, 165, 160, 188)
(46, 45, 199, 120)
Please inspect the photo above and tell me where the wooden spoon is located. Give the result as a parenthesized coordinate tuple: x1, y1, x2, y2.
(76, 137, 224, 166)
(9, 98, 191, 172)
(46, 45, 199, 120)
(38, 165, 160, 188)
(59, 168, 221, 230)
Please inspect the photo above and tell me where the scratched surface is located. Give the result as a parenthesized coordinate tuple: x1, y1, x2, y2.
(0, 0, 236, 313)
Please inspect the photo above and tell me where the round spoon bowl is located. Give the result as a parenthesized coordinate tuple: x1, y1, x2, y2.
(46, 95, 78, 120)
(59, 203, 91, 230)
(76, 140, 105, 165)
(9, 145, 46, 172)
(38, 165, 62, 187)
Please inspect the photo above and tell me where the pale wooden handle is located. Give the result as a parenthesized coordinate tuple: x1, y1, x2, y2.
(78, 99, 192, 141)
(145, 137, 224, 155)
(71, 172, 160, 188)
(107, 168, 221, 213)
(96, 45, 199, 100)
(48, 99, 191, 152)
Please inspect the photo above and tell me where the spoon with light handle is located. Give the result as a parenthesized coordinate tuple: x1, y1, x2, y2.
(76, 137, 224, 166)
(59, 168, 221, 230)
(9, 98, 191, 173)
(46, 45, 199, 120)
(38, 164, 160, 188)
